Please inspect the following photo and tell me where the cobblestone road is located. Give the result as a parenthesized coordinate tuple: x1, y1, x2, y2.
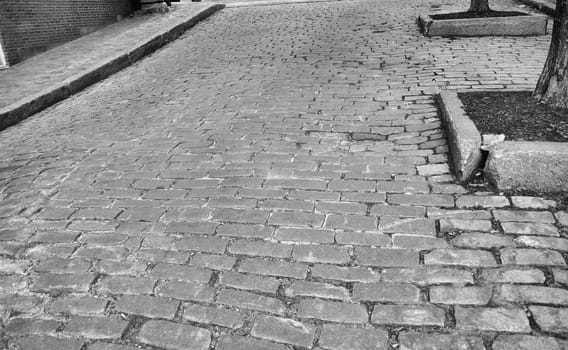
(1, 0, 567, 349)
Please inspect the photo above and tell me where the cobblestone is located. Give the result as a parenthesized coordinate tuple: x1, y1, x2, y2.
(371, 304, 445, 327)
(319, 324, 389, 350)
(0, 0, 564, 347)
(138, 320, 210, 350)
(251, 315, 315, 348)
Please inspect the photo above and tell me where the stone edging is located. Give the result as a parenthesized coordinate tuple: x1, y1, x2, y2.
(418, 11, 548, 37)
(0, 4, 224, 132)
(437, 91, 568, 192)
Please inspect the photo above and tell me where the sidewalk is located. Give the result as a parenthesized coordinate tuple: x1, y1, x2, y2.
(0, 2, 223, 131)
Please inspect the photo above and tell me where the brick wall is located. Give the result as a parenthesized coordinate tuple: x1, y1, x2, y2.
(0, 0, 135, 66)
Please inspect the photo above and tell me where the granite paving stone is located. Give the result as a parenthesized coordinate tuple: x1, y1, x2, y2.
(0, 0, 563, 348)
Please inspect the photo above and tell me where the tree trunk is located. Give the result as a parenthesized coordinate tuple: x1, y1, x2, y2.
(533, 0, 568, 108)
(468, 0, 491, 12)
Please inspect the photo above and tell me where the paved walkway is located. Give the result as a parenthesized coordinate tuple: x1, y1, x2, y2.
(1, 0, 567, 349)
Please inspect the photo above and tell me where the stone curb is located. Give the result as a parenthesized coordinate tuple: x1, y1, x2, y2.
(437, 90, 568, 192)
(436, 91, 482, 182)
(0, 4, 224, 132)
(516, 0, 555, 16)
(418, 11, 548, 37)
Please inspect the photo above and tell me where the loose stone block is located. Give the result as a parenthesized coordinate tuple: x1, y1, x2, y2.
(399, 332, 485, 350)
(138, 320, 210, 350)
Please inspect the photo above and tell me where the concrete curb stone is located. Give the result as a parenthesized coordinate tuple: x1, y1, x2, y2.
(437, 90, 568, 192)
(436, 91, 482, 182)
(418, 11, 548, 37)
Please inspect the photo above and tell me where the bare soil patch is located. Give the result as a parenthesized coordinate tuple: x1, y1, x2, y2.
(458, 91, 568, 143)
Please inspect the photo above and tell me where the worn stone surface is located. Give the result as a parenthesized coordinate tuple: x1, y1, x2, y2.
(485, 141, 568, 192)
(0, 0, 563, 348)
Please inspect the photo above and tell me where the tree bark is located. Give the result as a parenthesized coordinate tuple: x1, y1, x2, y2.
(468, 0, 491, 12)
(533, 0, 568, 108)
